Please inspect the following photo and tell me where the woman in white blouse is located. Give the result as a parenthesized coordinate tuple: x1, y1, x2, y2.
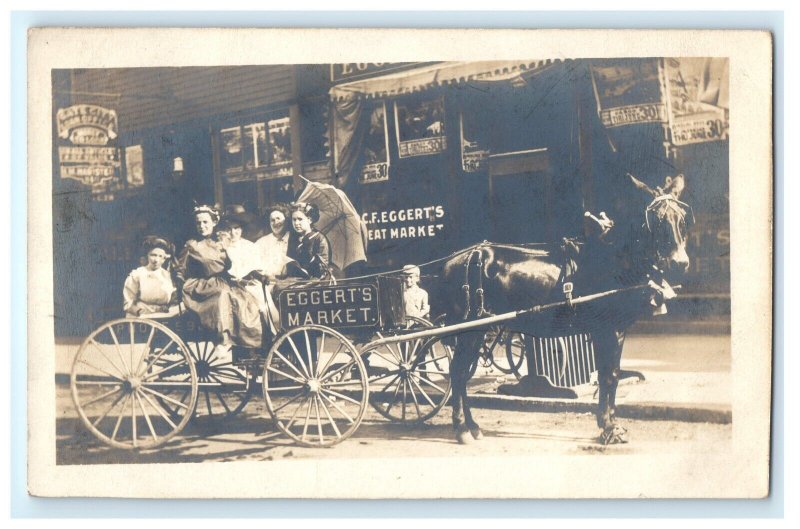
(255, 203, 293, 280)
(254, 204, 293, 331)
(123, 236, 177, 317)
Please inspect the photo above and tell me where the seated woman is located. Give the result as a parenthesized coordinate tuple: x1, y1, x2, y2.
(286, 202, 332, 281)
(254, 203, 293, 281)
(174, 205, 263, 351)
(123, 235, 178, 318)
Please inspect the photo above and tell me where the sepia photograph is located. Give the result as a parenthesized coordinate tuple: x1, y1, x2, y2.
(27, 28, 773, 499)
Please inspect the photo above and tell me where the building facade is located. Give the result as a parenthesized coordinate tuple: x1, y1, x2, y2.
(51, 59, 729, 336)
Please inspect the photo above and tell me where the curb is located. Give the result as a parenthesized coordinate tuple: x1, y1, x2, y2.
(56, 374, 731, 425)
(466, 392, 731, 424)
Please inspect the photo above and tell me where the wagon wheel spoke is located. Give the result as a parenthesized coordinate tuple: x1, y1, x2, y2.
(271, 349, 310, 382)
(316, 343, 343, 380)
(266, 366, 307, 385)
(108, 326, 132, 376)
(138, 387, 178, 430)
(319, 392, 356, 425)
(88, 339, 128, 379)
(408, 374, 437, 408)
(286, 335, 312, 379)
(80, 385, 123, 408)
(313, 396, 325, 445)
(415, 374, 447, 395)
(317, 395, 343, 440)
(134, 391, 159, 443)
(90, 390, 128, 428)
(406, 377, 423, 420)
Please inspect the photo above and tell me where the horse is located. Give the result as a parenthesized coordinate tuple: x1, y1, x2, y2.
(439, 173, 694, 445)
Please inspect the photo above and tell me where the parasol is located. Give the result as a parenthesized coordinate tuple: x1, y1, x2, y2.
(296, 177, 368, 271)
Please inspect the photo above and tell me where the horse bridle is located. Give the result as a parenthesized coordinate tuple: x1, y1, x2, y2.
(643, 194, 694, 267)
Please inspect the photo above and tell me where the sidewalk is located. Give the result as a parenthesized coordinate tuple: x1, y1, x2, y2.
(54, 332, 731, 424)
(467, 333, 731, 424)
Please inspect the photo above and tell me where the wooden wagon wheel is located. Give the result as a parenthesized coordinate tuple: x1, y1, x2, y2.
(154, 338, 253, 422)
(364, 316, 453, 424)
(503, 332, 526, 380)
(70, 318, 198, 450)
(262, 325, 368, 448)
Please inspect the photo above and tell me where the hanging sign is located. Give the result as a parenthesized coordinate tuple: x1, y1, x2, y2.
(590, 59, 667, 128)
(56, 104, 123, 199)
(664, 58, 729, 146)
(56, 104, 118, 141)
(360, 103, 390, 184)
(460, 112, 489, 173)
(394, 97, 447, 158)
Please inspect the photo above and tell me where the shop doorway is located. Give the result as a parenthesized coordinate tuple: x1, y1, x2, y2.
(488, 149, 552, 244)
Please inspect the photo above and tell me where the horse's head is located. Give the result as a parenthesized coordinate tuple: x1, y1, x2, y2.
(628, 173, 695, 279)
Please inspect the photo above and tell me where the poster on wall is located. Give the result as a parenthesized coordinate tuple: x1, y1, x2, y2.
(394, 97, 446, 158)
(590, 59, 667, 128)
(459, 112, 490, 173)
(124, 145, 144, 188)
(664, 57, 729, 146)
(360, 103, 390, 183)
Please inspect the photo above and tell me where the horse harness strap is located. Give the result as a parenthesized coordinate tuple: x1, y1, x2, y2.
(462, 243, 490, 320)
(559, 237, 581, 309)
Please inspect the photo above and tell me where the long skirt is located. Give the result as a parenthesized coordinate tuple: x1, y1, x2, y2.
(183, 276, 263, 348)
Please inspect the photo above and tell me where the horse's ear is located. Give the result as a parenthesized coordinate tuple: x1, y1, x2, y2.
(664, 174, 686, 199)
(627, 172, 658, 198)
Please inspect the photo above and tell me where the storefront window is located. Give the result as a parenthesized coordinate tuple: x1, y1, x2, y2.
(394, 97, 446, 158)
(216, 113, 293, 183)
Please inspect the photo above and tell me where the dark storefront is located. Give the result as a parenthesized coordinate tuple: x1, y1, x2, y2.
(51, 58, 730, 336)
(52, 65, 334, 335)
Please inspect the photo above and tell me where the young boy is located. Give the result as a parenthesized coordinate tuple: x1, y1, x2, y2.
(401, 264, 430, 320)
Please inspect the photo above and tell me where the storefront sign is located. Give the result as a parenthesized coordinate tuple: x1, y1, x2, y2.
(665, 58, 729, 146)
(599, 103, 667, 127)
(590, 59, 667, 128)
(394, 98, 446, 159)
(279, 284, 379, 328)
(460, 112, 489, 172)
(361, 205, 446, 242)
(331, 62, 424, 83)
(56, 104, 118, 141)
(361, 104, 390, 184)
(58, 146, 118, 164)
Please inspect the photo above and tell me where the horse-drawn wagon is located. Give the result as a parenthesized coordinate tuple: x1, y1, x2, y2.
(70, 172, 693, 449)
(70, 275, 454, 450)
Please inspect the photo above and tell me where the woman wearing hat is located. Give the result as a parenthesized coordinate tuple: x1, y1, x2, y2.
(175, 205, 262, 350)
(123, 235, 178, 317)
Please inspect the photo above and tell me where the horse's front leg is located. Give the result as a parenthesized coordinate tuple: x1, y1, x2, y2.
(451, 332, 483, 444)
(594, 329, 628, 445)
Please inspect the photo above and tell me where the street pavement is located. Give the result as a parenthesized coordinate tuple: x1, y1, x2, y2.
(54, 332, 731, 424)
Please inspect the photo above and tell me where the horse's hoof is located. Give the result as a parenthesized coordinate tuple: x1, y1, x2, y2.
(599, 425, 629, 445)
(456, 430, 474, 444)
(470, 427, 484, 440)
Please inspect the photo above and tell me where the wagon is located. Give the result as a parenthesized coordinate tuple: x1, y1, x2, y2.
(70, 275, 454, 450)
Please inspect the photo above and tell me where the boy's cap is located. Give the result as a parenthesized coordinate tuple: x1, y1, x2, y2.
(402, 265, 421, 276)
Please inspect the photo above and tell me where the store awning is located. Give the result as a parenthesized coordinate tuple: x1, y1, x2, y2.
(330, 59, 564, 100)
